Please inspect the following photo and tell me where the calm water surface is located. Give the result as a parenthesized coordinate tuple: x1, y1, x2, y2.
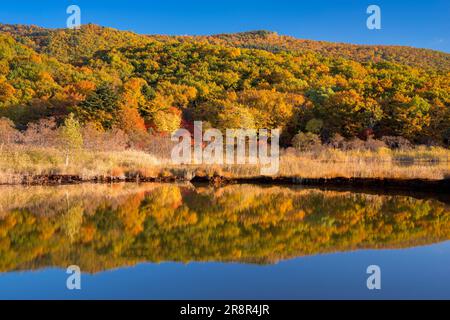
(0, 183, 449, 299)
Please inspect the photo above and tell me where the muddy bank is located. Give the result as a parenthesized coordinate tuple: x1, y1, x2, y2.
(17, 174, 185, 185)
(192, 175, 450, 193)
(10, 173, 450, 194)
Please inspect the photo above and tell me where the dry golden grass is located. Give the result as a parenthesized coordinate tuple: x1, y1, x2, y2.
(277, 147, 450, 180)
(0, 144, 449, 183)
(172, 146, 450, 180)
(0, 145, 160, 184)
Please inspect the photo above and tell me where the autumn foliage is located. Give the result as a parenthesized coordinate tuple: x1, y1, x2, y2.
(0, 24, 449, 146)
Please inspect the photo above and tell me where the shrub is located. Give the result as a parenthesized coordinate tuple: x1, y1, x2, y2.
(381, 136, 413, 150)
(82, 123, 129, 151)
(82, 123, 107, 150)
(0, 117, 21, 145)
(328, 133, 345, 149)
(106, 128, 129, 151)
(23, 118, 58, 147)
(340, 137, 386, 151)
(363, 138, 387, 151)
(146, 135, 176, 159)
(341, 137, 366, 151)
(305, 118, 323, 134)
(292, 132, 322, 152)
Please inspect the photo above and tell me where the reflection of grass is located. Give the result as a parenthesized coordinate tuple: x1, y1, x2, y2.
(0, 145, 449, 183)
(0, 183, 449, 272)
(0, 182, 183, 218)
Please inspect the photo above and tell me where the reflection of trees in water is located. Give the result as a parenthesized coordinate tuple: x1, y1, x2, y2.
(62, 205, 84, 242)
(0, 183, 449, 272)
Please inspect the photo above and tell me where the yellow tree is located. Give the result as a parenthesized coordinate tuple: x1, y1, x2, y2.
(59, 113, 83, 167)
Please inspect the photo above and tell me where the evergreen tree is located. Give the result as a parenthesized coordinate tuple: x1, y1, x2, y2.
(77, 83, 119, 129)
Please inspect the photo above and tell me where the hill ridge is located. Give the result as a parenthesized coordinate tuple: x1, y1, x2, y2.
(1, 23, 449, 71)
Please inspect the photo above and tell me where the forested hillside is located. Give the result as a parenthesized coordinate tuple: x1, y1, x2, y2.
(0, 23, 449, 146)
(199, 30, 450, 72)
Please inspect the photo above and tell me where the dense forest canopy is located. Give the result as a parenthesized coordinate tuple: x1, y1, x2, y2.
(198, 30, 450, 72)
(0, 23, 449, 146)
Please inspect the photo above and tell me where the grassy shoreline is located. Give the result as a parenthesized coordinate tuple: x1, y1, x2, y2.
(1, 145, 449, 186)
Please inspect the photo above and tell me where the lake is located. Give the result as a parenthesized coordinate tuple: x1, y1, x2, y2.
(0, 183, 449, 299)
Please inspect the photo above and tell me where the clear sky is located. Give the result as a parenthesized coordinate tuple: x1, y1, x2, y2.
(0, 0, 449, 52)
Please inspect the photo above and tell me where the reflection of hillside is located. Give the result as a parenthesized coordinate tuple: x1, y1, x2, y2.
(0, 183, 449, 272)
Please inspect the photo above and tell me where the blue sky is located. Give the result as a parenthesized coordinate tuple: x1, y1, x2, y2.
(0, 0, 449, 52)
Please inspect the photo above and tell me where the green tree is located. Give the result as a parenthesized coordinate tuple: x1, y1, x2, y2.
(76, 83, 119, 129)
(305, 118, 323, 134)
(292, 131, 322, 152)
